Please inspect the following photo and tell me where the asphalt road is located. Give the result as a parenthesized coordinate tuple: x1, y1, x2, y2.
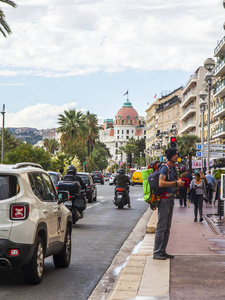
(0, 183, 148, 300)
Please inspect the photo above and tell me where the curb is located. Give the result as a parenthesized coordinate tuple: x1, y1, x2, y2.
(146, 208, 158, 233)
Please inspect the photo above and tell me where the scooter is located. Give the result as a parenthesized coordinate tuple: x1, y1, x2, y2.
(57, 180, 87, 224)
(113, 185, 130, 209)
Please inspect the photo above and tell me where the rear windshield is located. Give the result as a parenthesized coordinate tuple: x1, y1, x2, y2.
(78, 175, 89, 184)
(0, 175, 20, 200)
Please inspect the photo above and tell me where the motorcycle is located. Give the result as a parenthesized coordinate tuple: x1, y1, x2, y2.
(57, 180, 87, 224)
(113, 185, 130, 209)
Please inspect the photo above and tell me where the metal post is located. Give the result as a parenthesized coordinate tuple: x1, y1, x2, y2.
(1, 104, 5, 163)
(207, 83, 211, 173)
(201, 111, 204, 172)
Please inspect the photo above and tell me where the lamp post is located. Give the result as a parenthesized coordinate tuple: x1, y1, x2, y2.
(140, 152, 142, 169)
(199, 90, 207, 172)
(1, 104, 5, 163)
(204, 58, 215, 173)
(132, 152, 134, 171)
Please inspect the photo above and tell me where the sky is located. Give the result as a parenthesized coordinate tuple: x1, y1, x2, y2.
(0, 0, 224, 129)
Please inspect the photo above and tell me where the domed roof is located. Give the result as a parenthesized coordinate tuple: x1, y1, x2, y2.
(115, 99, 139, 121)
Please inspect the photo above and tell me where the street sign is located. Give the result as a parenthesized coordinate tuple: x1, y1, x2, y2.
(196, 144, 225, 151)
(196, 151, 225, 158)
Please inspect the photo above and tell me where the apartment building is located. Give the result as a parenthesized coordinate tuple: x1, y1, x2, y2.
(212, 36, 225, 144)
(145, 98, 159, 156)
(180, 66, 206, 137)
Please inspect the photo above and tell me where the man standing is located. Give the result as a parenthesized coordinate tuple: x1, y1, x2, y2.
(153, 148, 184, 260)
(205, 171, 216, 204)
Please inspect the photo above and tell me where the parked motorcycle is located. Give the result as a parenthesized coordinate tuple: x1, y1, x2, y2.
(113, 185, 130, 209)
(57, 180, 87, 224)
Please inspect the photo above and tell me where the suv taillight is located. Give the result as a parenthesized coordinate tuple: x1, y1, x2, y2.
(10, 204, 29, 220)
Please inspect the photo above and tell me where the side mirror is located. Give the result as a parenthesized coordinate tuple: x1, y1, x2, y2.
(58, 190, 69, 203)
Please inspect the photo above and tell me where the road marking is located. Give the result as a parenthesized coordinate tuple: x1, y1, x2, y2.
(86, 202, 100, 209)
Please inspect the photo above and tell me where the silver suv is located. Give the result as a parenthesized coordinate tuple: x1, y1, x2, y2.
(0, 162, 72, 284)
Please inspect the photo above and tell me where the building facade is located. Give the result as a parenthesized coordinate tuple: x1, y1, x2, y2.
(99, 99, 146, 165)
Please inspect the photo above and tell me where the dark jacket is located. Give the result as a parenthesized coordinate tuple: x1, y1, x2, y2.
(63, 173, 86, 190)
(113, 174, 130, 188)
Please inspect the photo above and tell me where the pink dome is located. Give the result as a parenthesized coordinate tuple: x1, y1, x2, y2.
(115, 100, 139, 121)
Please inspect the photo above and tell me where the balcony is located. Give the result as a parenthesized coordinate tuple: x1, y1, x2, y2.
(180, 91, 196, 108)
(213, 101, 225, 118)
(180, 117, 196, 134)
(180, 105, 196, 121)
(182, 74, 198, 96)
(214, 36, 225, 57)
(214, 79, 225, 98)
(212, 122, 225, 139)
(214, 57, 225, 77)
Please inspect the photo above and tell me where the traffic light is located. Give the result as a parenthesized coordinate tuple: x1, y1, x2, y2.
(170, 137, 178, 149)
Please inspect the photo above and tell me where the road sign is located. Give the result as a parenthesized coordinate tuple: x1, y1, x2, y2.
(196, 144, 225, 151)
(196, 151, 225, 158)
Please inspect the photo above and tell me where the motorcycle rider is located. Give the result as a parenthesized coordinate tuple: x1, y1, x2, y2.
(63, 165, 86, 191)
(113, 168, 131, 208)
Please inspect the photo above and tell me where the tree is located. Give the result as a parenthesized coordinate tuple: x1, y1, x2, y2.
(57, 109, 88, 142)
(0, 128, 22, 161)
(85, 111, 102, 156)
(91, 141, 111, 171)
(4, 143, 52, 170)
(177, 134, 201, 171)
(0, 0, 16, 37)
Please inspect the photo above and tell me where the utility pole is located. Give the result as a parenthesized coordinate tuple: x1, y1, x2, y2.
(1, 104, 5, 163)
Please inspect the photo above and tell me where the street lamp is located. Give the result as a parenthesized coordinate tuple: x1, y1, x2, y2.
(204, 58, 215, 173)
(140, 152, 142, 169)
(132, 153, 134, 171)
(1, 104, 5, 163)
(199, 90, 207, 172)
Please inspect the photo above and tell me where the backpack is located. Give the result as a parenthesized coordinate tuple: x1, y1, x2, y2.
(142, 168, 154, 203)
(147, 163, 177, 210)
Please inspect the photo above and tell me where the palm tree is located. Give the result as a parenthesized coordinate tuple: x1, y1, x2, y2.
(0, 0, 17, 37)
(177, 134, 201, 171)
(85, 111, 102, 156)
(57, 109, 88, 142)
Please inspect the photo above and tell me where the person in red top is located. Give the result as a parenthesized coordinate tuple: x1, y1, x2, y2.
(178, 172, 189, 207)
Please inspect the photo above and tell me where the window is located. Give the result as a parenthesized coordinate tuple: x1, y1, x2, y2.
(0, 175, 20, 200)
(126, 136, 129, 139)
(29, 173, 46, 200)
(42, 174, 57, 201)
(126, 130, 129, 134)
(117, 130, 119, 134)
(122, 130, 124, 134)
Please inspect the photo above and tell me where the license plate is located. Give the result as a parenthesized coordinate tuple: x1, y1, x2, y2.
(64, 201, 72, 206)
(117, 195, 122, 198)
(135, 178, 139, 180)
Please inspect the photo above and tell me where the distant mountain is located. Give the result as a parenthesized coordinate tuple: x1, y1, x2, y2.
(8, 127, 42, 145)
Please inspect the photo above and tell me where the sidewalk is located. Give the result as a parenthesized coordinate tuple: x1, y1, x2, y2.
(107, 199, 225, 300)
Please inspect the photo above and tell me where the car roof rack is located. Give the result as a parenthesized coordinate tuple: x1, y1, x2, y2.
(13, 162, 43, 169)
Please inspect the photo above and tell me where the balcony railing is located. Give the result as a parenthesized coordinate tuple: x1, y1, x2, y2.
(213, 79, 225, 96)
(213, 122, 225, 136)
(180, 105, 196, 120)
(214, 57, 225, 77)
(214, 36, 225, 56)
(213, 101, 225, 117)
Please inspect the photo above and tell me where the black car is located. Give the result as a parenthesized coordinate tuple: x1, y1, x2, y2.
(77, 172, 97, 203)
(91, 171, 104, 185)
(48, 171, 63, 190)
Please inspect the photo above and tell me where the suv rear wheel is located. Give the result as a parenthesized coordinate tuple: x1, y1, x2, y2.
(23, 236, 44, 284)
(53, 226, 71, 268)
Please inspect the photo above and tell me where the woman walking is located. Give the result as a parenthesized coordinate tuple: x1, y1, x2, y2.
(190, 172, 207, 222)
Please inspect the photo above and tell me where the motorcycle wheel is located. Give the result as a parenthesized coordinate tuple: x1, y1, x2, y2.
(118, 202, 124, 209)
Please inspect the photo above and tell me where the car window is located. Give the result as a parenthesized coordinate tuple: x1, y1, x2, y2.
(78, 175, 89, 184)
(0, 175, 20, 200)
(29, 173, 46, 200)
(49, 174, 58, 185)
(42, 174, 57, 201)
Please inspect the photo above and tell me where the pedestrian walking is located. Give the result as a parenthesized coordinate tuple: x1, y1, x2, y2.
(186, 169, 193, 185)
(205, 171, 216, 204)
(178, 172, 189, 207)
(190, 172, 207, 222)
(153, 148, 184, 260)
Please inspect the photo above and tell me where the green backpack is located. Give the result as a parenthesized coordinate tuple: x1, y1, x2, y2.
(142, 169, 153, 202)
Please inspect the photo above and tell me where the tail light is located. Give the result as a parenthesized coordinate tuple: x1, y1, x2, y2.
(10, 204, 29, 220)
(99, 175, 103, 178)
(69, 195, 72, 199)
(117, 188, 125, 192)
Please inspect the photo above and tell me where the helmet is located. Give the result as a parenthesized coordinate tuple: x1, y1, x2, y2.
(118, 168, 125, 175)
(67, 165, 77, 176)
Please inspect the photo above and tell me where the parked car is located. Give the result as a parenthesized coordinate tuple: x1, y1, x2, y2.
(104, 173, 111, 182)
(91, 171, 104, 185)
(132, 170, 143, 185)
(109, 173, 117, 185)
(0, 162, 72, 284)
(77, 172, 97, 203)
(48, 171, 63, 190)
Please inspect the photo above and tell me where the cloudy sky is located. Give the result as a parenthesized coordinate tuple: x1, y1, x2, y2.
(0, 0, 224, 129)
